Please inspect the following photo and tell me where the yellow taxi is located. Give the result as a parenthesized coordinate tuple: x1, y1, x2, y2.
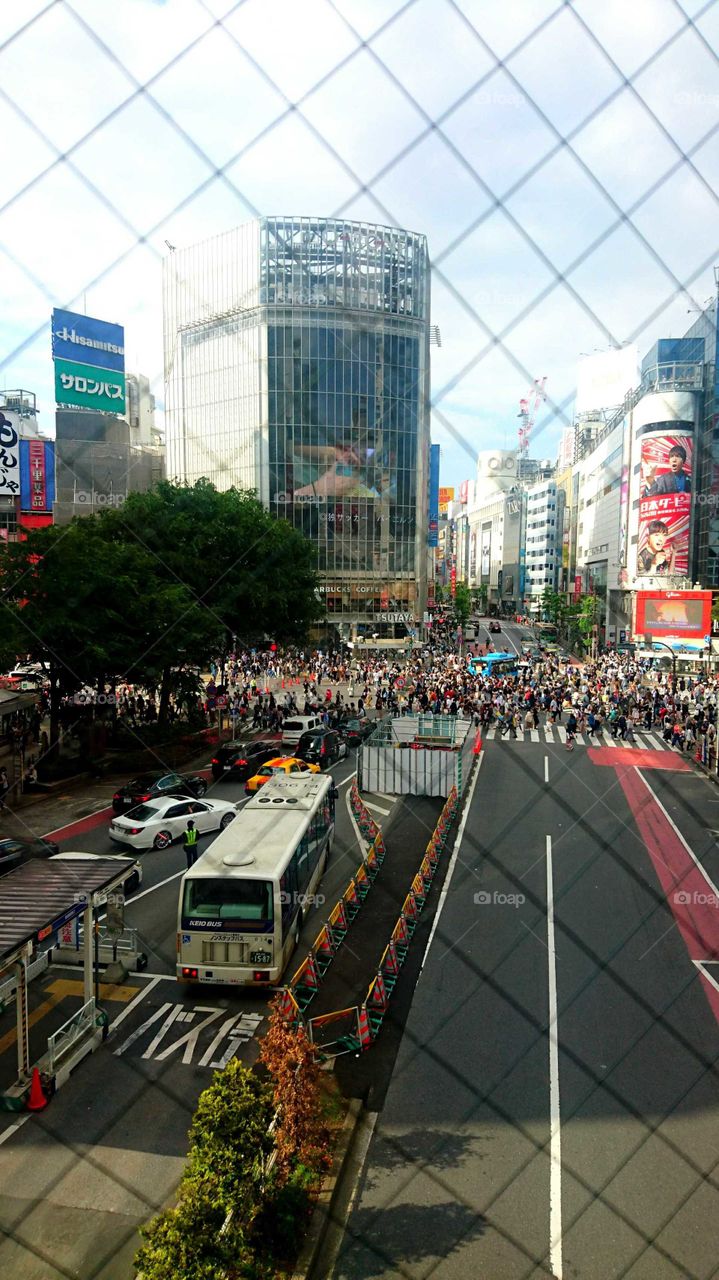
(244, 756, 320, 794)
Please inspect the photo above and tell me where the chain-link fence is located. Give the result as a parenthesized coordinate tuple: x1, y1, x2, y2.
(1, 2, 719, 1277)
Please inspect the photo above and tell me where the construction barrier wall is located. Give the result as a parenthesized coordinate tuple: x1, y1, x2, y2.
(359, 716, 474, 797)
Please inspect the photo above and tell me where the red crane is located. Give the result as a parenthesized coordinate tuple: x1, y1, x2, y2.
(518, 377, 547, 455)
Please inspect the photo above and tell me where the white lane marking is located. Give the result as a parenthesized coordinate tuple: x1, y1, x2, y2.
(109, 974, 164, 1032)
(544, 756, 549, 784)
(531, 729, 540, 743)
(544, 727, 555, 743)
(336, 771, 357, 788)
(0, 1114, 31, 1147)
(128, 870, 185, 904)
(345, 786, 366, 856)
(364, 801, 391, 816)
(546, 833, 563, 1279)
(375, 792, 393, 801)
(635, 769, 719, 897)
(114, 1002, 173, 1056)
(42, 803, 113, 840)
(420, 755, 483, 972)
(556, 726, 567, 743)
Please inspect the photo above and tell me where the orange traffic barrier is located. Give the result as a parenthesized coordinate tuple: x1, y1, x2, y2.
(277, 988, 301, 1025)
(367, 972, 388, 1011)
(313, 923, 335, 963)
(357, 1004, 373, 1049)
(26, 1067, 48, 1112)
(381, 939, 400, 976)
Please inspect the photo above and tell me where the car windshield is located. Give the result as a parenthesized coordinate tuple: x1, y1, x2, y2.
(182, 877, 273, 925)
(124, 803, 161, 822)
(127, 776, 158, 790)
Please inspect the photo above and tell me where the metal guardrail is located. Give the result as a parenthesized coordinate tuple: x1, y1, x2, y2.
(47, 998, 97, 1073)
(0, 950, 51, 1008)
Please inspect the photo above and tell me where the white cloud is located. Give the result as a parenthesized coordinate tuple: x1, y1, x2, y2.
(0, 0, 715, 492)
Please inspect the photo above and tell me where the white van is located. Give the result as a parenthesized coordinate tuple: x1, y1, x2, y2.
(281, 714, 323, 748)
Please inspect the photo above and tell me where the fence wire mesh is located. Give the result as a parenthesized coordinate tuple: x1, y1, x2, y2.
(1, 1, 719, 1277)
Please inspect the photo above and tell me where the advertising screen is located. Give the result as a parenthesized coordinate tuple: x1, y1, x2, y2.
(635, 590, 712, 641)
(636, 430, 693, 577)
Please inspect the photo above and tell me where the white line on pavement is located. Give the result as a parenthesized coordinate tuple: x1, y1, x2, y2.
(546, 833, 563, 1280)
(0, 1113, 30, 1147)
(635, 769, 719, 897)
(130, 870, 185, 904)
(420, 754, 483, 973)
(364, 801, 391, 816)
(345, 785, 366, 856)
(544, 756, 549, 784)
(108, 974, 164, 1032)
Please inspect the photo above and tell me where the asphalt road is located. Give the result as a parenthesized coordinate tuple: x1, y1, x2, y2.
(336, 730, 719, 1278)
(52, 748, 368, 974)
(0, 746, 391, 1280)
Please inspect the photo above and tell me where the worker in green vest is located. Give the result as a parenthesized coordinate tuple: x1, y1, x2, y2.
(183, 819, 199, 869)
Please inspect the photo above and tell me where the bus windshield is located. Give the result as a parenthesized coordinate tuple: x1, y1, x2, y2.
(182, 877, 273, 928)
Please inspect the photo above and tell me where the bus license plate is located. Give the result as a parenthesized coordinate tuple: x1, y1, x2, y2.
(251, 951, 271, 965)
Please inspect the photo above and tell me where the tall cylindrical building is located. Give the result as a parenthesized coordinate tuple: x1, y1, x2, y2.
(163, 217, 431, 645)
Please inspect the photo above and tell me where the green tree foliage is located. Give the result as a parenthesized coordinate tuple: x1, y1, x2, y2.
(452, 582, 472, 629)
(135, 1030, 329, 1280)
(0, 481, 322, 737)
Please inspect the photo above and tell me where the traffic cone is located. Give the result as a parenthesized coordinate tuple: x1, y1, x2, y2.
(473, 731, 482, 755)
(26, 1067, 48, 1111)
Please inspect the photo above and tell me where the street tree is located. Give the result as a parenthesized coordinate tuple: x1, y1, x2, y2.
(452, 582, 472, 630)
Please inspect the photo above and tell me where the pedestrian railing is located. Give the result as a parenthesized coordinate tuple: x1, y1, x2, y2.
(46, 998, 100, 1074)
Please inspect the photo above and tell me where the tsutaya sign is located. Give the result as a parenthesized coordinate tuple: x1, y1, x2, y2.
(52, 308, 126, 413)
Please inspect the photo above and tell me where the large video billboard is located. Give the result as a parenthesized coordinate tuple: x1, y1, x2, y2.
(635, 589, 711, 642)
(636, 430, 693, 577)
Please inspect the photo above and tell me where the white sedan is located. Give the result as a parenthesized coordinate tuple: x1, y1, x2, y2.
(109, 795, 239, 851)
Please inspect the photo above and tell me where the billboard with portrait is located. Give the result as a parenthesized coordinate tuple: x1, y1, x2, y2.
(636, 430, 693, 577)
(635, 590, 711, 642)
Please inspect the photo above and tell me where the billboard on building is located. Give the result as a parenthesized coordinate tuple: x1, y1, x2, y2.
(20, 440, 55, 512)
(54, 358, 126, 414)
(459, 479, 469, 504)
(52, 309, 125, 374)
(575, 345, 639, 415)
(635, 590, 711, 643)
(438, 486, 455, 514)
(428, 443, 440, 547)
(636, 431, 693, 577)
(52, 309, 126, 414)
(0, 410, 20, 497)
(480, 523, 491, 577)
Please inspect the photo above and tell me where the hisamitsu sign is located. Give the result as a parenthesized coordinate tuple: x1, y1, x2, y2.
(55, 357, 126, 413)
(52, 308, 125, 374)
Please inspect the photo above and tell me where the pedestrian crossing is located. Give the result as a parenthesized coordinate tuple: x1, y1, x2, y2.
(482, 724, 675, 751)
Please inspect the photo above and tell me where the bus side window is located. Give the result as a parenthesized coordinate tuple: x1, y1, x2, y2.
(281, 863, 298, 924)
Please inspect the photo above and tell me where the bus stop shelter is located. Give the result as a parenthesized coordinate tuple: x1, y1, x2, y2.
(0, 856, 135, 1106)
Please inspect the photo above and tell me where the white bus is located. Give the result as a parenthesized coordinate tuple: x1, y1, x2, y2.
(176, 773, 337, 987)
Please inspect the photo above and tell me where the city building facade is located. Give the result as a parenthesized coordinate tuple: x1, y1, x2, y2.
(0, 390, 55, 540)
(163, 217, 432, 643)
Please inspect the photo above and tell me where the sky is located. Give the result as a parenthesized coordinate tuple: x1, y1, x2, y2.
(1, 0, 718, 489)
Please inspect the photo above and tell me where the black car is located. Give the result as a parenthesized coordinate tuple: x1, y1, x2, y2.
(488, 620, 502, 633)
(296, 728, 348, 769)
(0, 836, 60, 877)
(210, 739, 277, 781)
(112, 771, 208, 814)
(336, 716, 374, 747)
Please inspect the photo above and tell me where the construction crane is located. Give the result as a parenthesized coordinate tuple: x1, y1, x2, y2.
(518, 376, 547, 456)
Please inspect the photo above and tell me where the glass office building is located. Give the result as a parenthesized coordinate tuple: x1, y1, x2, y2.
(163, 217, 431, 641)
